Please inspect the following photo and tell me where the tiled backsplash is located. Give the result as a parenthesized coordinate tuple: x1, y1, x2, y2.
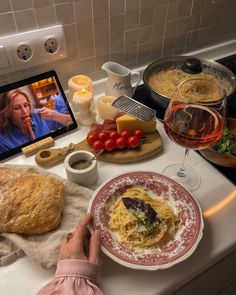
(0, 0, 236, 89)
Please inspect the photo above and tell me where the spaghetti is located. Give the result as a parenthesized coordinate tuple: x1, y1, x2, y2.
(148, 69, 225, 101)
(23, 116, 35, 140)
(108, 187, 180, 250)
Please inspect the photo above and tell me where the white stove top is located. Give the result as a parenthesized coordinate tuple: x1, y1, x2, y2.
(1, 40, 236, 295)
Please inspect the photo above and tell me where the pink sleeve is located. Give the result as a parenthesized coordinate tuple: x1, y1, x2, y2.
(36, 259, 104, 295)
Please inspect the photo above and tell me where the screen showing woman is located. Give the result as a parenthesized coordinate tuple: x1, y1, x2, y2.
(0, 71, 77, 160)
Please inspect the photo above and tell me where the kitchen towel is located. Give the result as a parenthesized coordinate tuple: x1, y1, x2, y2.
(0, 164, 93, 269)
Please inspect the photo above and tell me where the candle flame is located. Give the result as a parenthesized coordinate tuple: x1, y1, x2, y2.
(82, 88, 86, 94)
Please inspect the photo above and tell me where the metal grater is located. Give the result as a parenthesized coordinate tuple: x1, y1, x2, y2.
(112, 95, 156, 121)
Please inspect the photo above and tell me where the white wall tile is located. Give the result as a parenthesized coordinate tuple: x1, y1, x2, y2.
(0, 0, 235, 87)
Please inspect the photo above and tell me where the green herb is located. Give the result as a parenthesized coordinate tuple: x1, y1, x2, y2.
(212, 128, 236, 156)
(122, 197, 161, 236)
(129, 209, 158, 236)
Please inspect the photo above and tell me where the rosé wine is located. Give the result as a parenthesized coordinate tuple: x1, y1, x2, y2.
(164, 103, 224, 150)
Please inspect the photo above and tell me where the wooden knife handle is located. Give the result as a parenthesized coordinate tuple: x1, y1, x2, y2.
(35, 148, 65, 167)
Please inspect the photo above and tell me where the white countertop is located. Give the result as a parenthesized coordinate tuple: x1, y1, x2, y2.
(1, 40, 236, 295)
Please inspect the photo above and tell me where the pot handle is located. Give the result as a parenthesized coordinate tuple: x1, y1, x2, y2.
(181, 58, 202, 74)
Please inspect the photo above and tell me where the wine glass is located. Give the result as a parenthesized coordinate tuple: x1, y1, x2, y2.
(163, 78, 226, 191)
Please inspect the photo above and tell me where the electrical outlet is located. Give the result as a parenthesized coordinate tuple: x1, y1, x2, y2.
(0, 25, 67, 73)
(38, 27, 67, 60)
(44, 37, 59, 54)
(10, 39, 38, 66)
(16, 44, 33, 61)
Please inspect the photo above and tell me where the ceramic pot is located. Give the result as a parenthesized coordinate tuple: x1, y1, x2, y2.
(64, 150, 98, 187)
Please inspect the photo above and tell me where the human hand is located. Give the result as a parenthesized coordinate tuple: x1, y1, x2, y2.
(59, 213, 101, 264)
(39, 107, 55, 120)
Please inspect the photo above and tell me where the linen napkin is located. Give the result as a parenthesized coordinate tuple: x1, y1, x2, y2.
(0, 164, 94, 269)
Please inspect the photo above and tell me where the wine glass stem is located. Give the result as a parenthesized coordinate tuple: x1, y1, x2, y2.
(177, 148, 190, 178)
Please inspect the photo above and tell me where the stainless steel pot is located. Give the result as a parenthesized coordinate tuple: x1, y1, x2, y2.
(143, 56, 236, 109)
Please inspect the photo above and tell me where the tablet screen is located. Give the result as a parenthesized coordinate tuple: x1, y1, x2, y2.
(0, 70, 78, 160)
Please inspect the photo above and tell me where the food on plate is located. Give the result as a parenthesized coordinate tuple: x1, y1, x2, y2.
(127, 135, 140, 149)
(0, 167, 64, 234)
(88, 129, 143, 152)
(108, 187, 180, 250)
(116, 114, 157, 133)
(97, 130, 109, 142)
(115, 136, 127, 149)
(134, 128, 145, 138)
(104, 138, 116, 151)
(212, 128, 236, 155)
(86, 114, 154, 153)
(89, 119, 118, 134)
(92, 140, 104, 152)
(148, 69, 224, 101)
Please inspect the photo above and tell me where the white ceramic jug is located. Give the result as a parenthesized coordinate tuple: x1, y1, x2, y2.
(102, 61, 141, 97)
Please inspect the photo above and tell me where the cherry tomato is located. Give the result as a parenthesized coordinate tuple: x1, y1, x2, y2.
(108, 130, 120, 140)
(119, 130, 131, 139)
(116, 136, 127, 149)
(134, 128, 144, 139)
(92, 140, 104, 152)
(104, 139, 116, 151)
(127, 135, 140, 149)
(87, 132, 98, 145)
(97, 131, 109, 142)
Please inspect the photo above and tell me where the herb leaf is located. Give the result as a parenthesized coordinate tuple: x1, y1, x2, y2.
(212, 128, 236, 156)
(122, 197, 161, 235)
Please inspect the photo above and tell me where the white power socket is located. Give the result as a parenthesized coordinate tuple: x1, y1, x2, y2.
(16, 44, 33, 61)
(38, 27, 66, 60)
(10, 39, 38, 66)
(0, 25, 67, 73)
(44, 37, 59, 54)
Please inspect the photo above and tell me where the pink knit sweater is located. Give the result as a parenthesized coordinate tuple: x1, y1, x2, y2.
(36, 259, 104, 295)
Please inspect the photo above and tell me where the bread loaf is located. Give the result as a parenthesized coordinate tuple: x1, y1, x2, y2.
(0, 167, 64, 234)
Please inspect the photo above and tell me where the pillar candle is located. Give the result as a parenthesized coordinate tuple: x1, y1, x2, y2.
(72, 88, 93, 112)
(97, 95, 119, 120)
(68, 75, 93, 101)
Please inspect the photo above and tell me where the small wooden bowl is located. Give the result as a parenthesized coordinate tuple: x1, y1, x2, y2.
(199, 118, 236, 168)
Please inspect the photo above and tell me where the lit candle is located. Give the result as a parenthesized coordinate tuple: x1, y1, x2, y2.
(72, 88, 97, 126)
(97, 95, 119, 120)
(73, 88, 93, 112)
(68, 75, 93, 101)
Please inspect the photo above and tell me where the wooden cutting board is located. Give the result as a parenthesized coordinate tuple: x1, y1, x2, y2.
(35, 131, 163, 167)
(78, 131, 163, 163)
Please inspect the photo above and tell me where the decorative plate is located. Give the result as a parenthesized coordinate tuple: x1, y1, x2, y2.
(88, 171, 204, 270)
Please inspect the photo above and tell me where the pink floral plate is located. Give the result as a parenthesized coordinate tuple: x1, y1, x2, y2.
(88, 171, 204, 270)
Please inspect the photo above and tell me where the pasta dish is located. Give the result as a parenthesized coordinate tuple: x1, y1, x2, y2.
(148, 69, 225, 102)
(108, 187, 180, 250)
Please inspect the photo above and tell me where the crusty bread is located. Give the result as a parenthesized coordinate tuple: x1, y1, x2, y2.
(0, 167, 64, 234)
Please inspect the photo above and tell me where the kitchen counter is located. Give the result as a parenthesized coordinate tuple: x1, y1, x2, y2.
(1, 40, 236, 295)
(1, 113, 236, 295)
